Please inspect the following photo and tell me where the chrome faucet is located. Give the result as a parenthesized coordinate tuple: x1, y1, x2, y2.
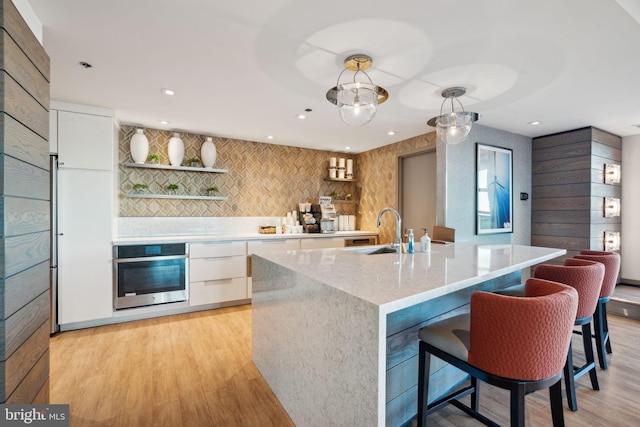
(376, 207, 402, 253)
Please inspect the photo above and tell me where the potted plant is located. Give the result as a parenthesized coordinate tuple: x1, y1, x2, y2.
(147, 154, 162, 164)
(344, 193, 352, 201)
(187, 157, 201, 167)
(133, 183, 148, 194)
(330, 191, 341, 200)
(206, 186, 220, 196)
(167, 183, 179, 195)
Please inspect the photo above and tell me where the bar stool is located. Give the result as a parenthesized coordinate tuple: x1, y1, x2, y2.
(533, 259, 605, 411)
(417, 279, 578, 427)
(574, 250, 620, 370)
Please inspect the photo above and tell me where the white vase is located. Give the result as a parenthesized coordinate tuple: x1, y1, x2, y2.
(168, 132, 184, 166)
(201, 136, 217, 168)
(130, 128, 149, 164)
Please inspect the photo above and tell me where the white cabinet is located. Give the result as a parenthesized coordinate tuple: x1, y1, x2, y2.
(56, 110, 114, 170)
(57, 168, 113, 324)
(189, 242, 248, 306)
(300, 237, 345, 249)
(55, 103, 116, 326)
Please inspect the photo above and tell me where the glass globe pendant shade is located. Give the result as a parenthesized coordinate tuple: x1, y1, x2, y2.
(436, 112, 473, 145)
(337, 82, 378, 127)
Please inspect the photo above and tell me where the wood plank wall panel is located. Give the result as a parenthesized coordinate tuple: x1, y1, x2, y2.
(0, 113, 49, 170)
(0, 73, 48, 139)
(532, 127, 621, 258)
(0, 0, 49, 79)
(31, 378, 48, 404)
(0, 31, 49, 109)
(0, 155, 49, 199)
(5, 349, 48, 403)
(0, 320, 48, 399)
(1, 291, 49, 358)
(1, 261, 48, 319)
(2, 197, 49, 236)
(0, 0, 50, 404)
(0, 231, 49, 278)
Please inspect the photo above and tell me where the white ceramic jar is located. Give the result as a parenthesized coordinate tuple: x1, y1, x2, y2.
(130, 128, 149, 164)
(168, 132, 184, 166)
(201, 136, 217, 168)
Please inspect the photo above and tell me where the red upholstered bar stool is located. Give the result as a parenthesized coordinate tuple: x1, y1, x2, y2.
(573, 250, 621, 370)
(417, 279, 578, 427)
(533, 259, 605, 412)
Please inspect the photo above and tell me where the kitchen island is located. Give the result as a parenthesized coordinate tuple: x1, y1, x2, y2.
(251, 242, 565, 427)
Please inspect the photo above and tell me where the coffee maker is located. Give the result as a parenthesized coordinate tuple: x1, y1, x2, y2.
(320, 204, 337, 233)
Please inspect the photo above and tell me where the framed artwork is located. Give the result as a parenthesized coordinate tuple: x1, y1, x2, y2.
(476, 143, 513, 234)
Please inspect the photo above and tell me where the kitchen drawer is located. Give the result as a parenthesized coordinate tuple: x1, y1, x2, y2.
(190, 241, 246, 258)
(190, 255, 246, 282)
(247, 239, 300, 255)
(299, 237, 345, 249)
(189, 277, 247, 306)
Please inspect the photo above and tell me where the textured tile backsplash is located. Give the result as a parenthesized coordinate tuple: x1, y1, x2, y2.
(118, 125, 437, 244)
(119, 125, 358, 218)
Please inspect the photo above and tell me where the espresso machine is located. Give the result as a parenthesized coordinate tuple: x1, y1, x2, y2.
(320, 204, 337, 233)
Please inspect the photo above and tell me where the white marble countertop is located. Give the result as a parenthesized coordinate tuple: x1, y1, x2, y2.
(112, 230, 377, 245)
(252, 242, 565, 314)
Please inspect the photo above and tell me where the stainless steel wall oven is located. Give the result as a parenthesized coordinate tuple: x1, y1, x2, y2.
(113, 243, 188, 309)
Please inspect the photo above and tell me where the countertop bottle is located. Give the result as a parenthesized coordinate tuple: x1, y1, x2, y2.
(407, 229, 415, 254)
(420, 228, 431, 252)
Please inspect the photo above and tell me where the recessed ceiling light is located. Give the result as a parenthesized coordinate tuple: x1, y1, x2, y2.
(161, 88, 175, 96)
(159, 120, 169, 125)
(387, 131, 397, 136)
(528, 121, 541, 126)
(296, 114, 306, 120)
(266, 135, 274, 140)
(345, 146, 351, 150)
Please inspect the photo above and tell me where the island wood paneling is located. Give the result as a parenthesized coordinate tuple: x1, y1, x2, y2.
(0, 0, 50, 404)
(385, 271, 521, 426)
(532, 127, 621, 264)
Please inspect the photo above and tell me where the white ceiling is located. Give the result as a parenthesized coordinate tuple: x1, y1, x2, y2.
(26, 0, 640, 153)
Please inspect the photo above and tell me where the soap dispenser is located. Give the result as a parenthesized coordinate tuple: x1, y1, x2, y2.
(407, 229, 415, 254)
(420, 228, 431, 252)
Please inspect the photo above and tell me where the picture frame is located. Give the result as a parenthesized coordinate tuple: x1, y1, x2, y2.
(476, 143, 513, 234)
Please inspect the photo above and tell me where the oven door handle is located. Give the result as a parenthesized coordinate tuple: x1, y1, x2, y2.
(114, 255, 188, 263)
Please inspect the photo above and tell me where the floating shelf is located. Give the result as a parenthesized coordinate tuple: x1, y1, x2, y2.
(126, 193, 228, 201)
(332, 200, 357, 204)
(125, 162, 228, 173)
(324, 177, 357, 182)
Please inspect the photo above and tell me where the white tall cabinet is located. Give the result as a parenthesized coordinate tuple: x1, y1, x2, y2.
(51, 102, 117, 326)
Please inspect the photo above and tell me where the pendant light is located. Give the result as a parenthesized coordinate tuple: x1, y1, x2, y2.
(326, 54, 389, 127)
(427, 87, 479, 145)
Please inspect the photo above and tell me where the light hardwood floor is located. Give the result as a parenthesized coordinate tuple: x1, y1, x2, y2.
(51, 304, 640, 426)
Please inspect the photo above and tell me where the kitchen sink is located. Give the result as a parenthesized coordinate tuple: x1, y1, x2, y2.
(342, 245, 399, 255)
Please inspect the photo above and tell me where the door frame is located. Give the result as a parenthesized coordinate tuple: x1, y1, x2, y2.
(397, 147, 437, 233)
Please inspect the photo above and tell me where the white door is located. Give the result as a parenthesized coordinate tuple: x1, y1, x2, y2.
(57, 168, 113, 324)
(399, 150, 437, 241)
